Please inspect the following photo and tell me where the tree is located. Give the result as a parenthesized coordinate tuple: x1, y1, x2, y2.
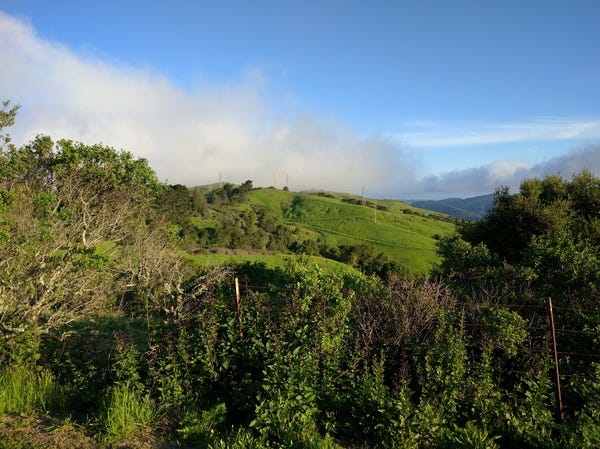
(190, 187, 208, 215)
(437, 170, 600, 308)
(52, 139, 161, 248)
(0, 100, 20, 151)
(443, 171, 598, 266)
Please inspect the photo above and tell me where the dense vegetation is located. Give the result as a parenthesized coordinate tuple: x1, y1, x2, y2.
(0, 101, 599, 449)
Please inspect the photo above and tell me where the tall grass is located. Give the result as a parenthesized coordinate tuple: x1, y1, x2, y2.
(0, 365, 65, 415)
(102, 383, 156, 441)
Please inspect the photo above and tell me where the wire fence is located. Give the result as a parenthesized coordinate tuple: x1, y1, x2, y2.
(234, 278, 599, 419)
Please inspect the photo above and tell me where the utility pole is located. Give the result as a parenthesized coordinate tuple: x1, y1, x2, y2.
(374, 200, 377, 223)
(362, 186, 365, 207)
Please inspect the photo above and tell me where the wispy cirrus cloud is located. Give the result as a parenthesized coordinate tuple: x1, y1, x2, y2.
(392, 119, 600, 147)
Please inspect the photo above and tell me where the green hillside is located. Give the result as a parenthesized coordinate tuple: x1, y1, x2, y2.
(192, 187, 455, 274)
(185, 251, 361, 276)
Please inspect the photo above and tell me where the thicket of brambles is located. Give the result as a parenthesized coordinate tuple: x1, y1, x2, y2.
(0, 100, 599, 448)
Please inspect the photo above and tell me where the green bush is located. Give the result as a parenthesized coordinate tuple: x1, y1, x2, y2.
(208, 427, 264, 449)
(178, 403, 228, 445)
(447, 421, 500, 449)
(571, 413, 600, 449)
(502, 374, 558, 449)
(252, 348, 320, 445)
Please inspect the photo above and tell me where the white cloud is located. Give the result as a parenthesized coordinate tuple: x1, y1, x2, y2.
(418, 146, 600, 199)
(0, 11, 410, 193)
(527, 146, 600, 179)
(487, 160, 530, 183)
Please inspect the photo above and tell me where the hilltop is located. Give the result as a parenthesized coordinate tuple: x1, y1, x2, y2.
(179, 184, 456, 274)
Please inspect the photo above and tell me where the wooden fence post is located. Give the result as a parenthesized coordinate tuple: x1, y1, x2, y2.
(548, 297, 564, 422)
(235, 277, 244, 338)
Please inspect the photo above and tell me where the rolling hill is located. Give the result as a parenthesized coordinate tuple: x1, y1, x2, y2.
(191, 187, 456, 274)
(410, 194, 494, 220)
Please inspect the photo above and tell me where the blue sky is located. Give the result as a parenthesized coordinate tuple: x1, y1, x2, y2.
(1, 1, 599, 198)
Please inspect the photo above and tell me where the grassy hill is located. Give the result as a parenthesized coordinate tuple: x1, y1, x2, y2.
(192, 187, 455, 274)
(185, 251, 361, 277)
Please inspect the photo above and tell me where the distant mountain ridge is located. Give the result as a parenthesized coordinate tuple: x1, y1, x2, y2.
(410, 194, 494, 220)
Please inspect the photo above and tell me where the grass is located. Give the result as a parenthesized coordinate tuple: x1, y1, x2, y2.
(185, 252, 361, 276)
(0, 365, 65, 416)
(0, 415, 93, 449)
(102, 384, 156, 442)
(245, 189, 455, 273)
(189, 187, 455, 273)
(0, 340, 156, 447)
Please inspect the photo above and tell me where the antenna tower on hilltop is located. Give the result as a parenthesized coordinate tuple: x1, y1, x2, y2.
(274, 171, 280, 189)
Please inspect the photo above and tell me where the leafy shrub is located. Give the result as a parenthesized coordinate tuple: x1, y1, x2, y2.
(252, 347, 320, 445)
(570, 413, 600, 449)
(178, 403, 228, 445)
(447, 421, 500, 449)
(478, 306, 528, 357)
(502, 374, 558, 449)
(41, 317, 146, 416)
(414, 316, 467, 447)
(209, 427, 264, 449)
